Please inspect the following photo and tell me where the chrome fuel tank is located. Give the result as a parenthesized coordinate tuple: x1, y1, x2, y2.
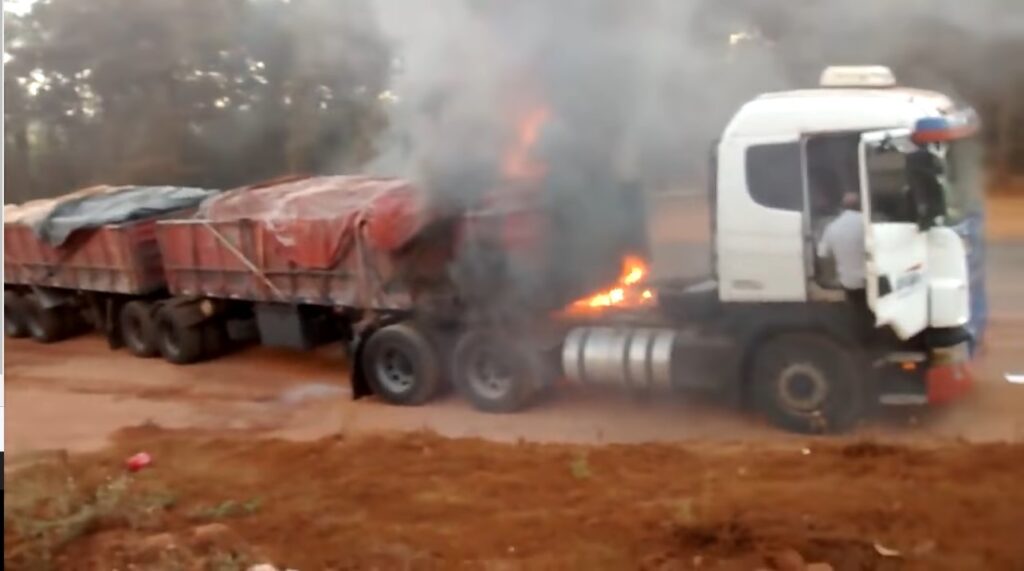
(561, 326, 677, 391)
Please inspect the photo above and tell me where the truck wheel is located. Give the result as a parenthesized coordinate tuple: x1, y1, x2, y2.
(4, 291, 29, 338)
(156, 309, 205, 365)
(362, 322, 442, 406)
(23, 294, 70, 343)
(750, 333, 866, 434)
(120, 301, 159, 358)
(201, 320, 230, 358)
(453, 330, 543, 413)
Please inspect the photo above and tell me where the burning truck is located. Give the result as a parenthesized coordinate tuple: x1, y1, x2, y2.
(351, 65, 983, 433)
(3, 66, 984, 433)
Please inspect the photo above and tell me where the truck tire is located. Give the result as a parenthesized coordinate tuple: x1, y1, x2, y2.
(750, 333, 866, 434)
(23, 294, 70, 343)
(453, 330, 544, 413)
(362, 322, 442, 406)
(4, 291, 29, 338)
(201, 319, 230, 359)
(156, 308, 205, 365)
(120, 301, 159, 358)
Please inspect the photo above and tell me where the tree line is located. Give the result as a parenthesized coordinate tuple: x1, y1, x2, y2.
(5, 0, 1023, 204)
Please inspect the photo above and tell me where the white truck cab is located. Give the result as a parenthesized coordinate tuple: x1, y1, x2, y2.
(716, 67, 974, 339)
(560, 66, 980, 433)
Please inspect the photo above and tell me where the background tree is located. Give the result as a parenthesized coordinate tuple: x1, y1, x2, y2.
(3, 0, 390, 202)
(4, 0, 1023, 203)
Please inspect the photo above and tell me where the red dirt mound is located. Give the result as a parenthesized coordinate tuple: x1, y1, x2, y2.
(5, 427, 1024, 570)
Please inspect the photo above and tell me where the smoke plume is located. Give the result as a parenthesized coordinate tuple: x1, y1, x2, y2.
(361, 0, 1022, 312)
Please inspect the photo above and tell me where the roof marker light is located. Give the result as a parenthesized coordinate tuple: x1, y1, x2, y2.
(819, 65, 897, 88)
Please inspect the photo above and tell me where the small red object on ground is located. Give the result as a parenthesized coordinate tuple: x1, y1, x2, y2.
(126, 452, 153, 472)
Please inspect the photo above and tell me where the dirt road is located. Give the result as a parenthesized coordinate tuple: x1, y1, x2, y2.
(5, 318, 1024, 458)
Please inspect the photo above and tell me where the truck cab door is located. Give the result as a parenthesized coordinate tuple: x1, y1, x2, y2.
(859, 129, 929, 340)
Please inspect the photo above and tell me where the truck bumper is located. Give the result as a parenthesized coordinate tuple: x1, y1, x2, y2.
(877, 341, 973, 406)
(926, 360, 975, 404)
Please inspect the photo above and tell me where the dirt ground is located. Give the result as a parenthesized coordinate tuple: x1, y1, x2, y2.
(6, 428, 1024, 570)
(4, 194, 1024, 570)
(4, 315, 1024, 457)
(4, 314, 1024, 571)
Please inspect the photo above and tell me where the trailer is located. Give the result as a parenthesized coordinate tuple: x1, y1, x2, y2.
(3, 185, 216, 353)
(150, 175, 471, 399)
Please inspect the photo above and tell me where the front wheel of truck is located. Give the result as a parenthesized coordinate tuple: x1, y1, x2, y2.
(750, 333, 867, 434)
(362, 322, 442, 406)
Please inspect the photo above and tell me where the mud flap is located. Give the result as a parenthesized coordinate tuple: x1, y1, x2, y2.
(348, 332, 373, 400)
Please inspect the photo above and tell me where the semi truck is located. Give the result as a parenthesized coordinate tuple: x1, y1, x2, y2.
(428, 65, 982, 433)
(3, 66, 984, 433)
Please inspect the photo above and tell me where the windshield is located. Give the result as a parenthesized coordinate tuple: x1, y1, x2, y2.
(865, 134, 983, 228)
(864, 142, 914, 223)
(941, 137, 984, 225)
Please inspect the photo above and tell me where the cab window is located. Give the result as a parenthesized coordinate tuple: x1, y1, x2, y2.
(746, 142, 802, 211)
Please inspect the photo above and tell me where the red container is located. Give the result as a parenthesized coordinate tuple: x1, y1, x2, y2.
(155, 218, 420, 309)
(155, 176, 451, 311)
(4, 217, 169, 295)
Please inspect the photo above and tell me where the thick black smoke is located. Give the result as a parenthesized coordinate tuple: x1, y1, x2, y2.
(364, 0, 1024, 313)
(367, 1, 717, 312)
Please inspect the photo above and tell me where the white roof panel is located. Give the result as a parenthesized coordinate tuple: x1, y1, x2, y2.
(724, 87, 956, 139)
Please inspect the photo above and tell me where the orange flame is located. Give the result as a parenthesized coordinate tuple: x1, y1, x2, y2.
(566, 255, 655, 314)
(502, 106, 550, 180)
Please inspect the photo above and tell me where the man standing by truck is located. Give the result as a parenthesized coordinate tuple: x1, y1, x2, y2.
(818, 192, 871, 334)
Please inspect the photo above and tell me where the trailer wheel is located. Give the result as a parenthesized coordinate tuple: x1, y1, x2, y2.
(156, 309, 205, 365)
(120, 301, 159, 358)
(453, 330, 543, 413)
(362, 322, 442, 406)
(750, 333, 866, 434)
(201, 320, 230, 358)
(23, 294, 70, 343)
(4, 291, 30, 338)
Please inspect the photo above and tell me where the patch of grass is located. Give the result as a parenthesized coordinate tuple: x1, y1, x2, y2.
(569, 451, 593, 480)
(205, 550, 253, 571)
(5, 460, 178, 571)
(124, 490, 179, 531)
(188, 498, 263, 522)
(672, 497, 697, 525)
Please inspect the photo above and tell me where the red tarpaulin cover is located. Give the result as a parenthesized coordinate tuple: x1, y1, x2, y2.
(199, 175, 429, 270)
